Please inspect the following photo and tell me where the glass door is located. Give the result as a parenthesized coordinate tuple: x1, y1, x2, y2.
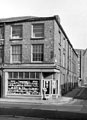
(44, 80, 51, 95)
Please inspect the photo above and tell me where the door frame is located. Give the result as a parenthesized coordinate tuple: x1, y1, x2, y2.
(43, 79, 52, 98)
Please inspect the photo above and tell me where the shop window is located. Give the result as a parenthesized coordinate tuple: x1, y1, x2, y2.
(13, 72, 18, 78)
(8, 72, 41, 95)
(30, 72, 35, 78)
(8, 72, 12, 78)
(32, 23, 44, 38)
(19, 72, 23, 78)
(36, 72, 40, 79)
(24, 72, 29, 78)
(11, 25, 22, 39)
(8, 72, 40, 79)
(8, 79, 40, 95)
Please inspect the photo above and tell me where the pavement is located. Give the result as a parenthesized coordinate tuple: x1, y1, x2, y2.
(0, 87, 82, 105)
(64, 86, 82, 98)
(0, 87, 87, 120)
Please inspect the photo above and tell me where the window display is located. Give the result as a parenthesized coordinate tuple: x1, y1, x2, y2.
(8, 80, 40, 95)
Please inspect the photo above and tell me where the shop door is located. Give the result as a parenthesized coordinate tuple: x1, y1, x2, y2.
(44, 80, 51, 95)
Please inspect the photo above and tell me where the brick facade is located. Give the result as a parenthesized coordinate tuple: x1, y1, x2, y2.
(0, 15, 78, 99)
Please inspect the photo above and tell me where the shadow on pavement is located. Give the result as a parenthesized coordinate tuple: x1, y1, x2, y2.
(73, 87, 87, 100)
(0, 107, 87, 120)
(64, 87, 87, 100)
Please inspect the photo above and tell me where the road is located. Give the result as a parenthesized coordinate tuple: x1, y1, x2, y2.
(0, 86, 87, 119)
(0, 116, 55, 120)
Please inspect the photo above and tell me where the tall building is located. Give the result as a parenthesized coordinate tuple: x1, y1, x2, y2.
(82, 49, 87, 84)
(0, 15, 78, 100)
(75, 49, 84, 79)
(75, 49, 84, 85)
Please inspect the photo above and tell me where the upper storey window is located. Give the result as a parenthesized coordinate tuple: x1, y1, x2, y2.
(32, 23, 44, 38)
(11, 45, 22, 63)
(11, 25, 22, 39)
(32, 44, 44, 62)
(59, 31, 61, 45)
(0, 26, 4, 39)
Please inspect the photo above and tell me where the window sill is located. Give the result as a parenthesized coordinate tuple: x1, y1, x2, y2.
(30, 37, 44, 40)
(10, 62, 22, 64)
(10, 38, 23, 41)
(0, 39, 4, 40)
(31, 61, 43, 63)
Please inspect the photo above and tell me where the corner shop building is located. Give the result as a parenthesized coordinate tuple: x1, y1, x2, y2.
(0, 15, 78, 100)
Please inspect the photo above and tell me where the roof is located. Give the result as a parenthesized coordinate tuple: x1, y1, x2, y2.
(0, 16, 36, 23)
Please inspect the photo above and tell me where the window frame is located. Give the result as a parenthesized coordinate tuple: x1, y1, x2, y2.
(31, 23, 44, 39)
(59, 30, 61, 45)
(31, 44, 44, 62)
(11, 24, 23, 40)
(0, 26, 4, 40)
(0, 45, 4, 63)
(10, 45, 22, 63)
(58, 48, 61, 66)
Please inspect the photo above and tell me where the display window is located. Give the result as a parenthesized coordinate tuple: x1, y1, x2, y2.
(8, 72, 40, 95)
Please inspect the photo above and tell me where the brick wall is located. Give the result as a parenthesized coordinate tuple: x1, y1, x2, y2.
(4, 20, 54, 64)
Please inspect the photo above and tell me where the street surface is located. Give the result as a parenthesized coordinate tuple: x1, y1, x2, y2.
(0, 86, 87, 119)
(0, 116, 55, 120)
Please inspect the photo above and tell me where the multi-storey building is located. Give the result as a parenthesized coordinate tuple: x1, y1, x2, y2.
(75, 49, 84, 85)
(0, 15, 78, 100)
(82, 49, 87, 84)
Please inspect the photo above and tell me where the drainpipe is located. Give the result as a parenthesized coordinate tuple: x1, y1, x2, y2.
(79, 50, 82, 86)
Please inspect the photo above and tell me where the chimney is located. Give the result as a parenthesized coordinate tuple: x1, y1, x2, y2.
(54, 15, 60, 23)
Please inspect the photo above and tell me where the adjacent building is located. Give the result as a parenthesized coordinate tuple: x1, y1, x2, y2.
(0, 15, 78, 100)
(82, 49, 87, 84)
(75, 49, 84, 83)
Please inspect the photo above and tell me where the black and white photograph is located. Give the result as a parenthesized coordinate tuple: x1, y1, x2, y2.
(0, 0, 87, 119)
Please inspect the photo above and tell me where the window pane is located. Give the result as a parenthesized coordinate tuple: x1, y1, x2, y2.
(12, 45, 22, 63)
(30, 72, 35, 78)
(36, 72, 40, 79)
(8, 72, 12, 78)
(19, 72, 23, 78)
(0, 27, 4, 39)
(25, 72, 29, 78)
(12, 25, 22, 38)
(33, 24, 44, 38)
(0, 46, 3, 63)
(32, 45, 43, 61)
(13, 72, 18, 78)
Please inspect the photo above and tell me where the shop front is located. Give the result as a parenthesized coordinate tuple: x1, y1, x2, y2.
(3, 69, 60, 100)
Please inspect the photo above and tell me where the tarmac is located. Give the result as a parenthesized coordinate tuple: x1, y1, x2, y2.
(0, 87, 82, 105)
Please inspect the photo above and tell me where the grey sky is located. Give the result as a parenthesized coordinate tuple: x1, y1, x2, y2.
(0, 0, 87, 49)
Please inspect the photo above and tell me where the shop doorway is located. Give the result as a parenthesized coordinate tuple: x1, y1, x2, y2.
(43, 80, 51, 96)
